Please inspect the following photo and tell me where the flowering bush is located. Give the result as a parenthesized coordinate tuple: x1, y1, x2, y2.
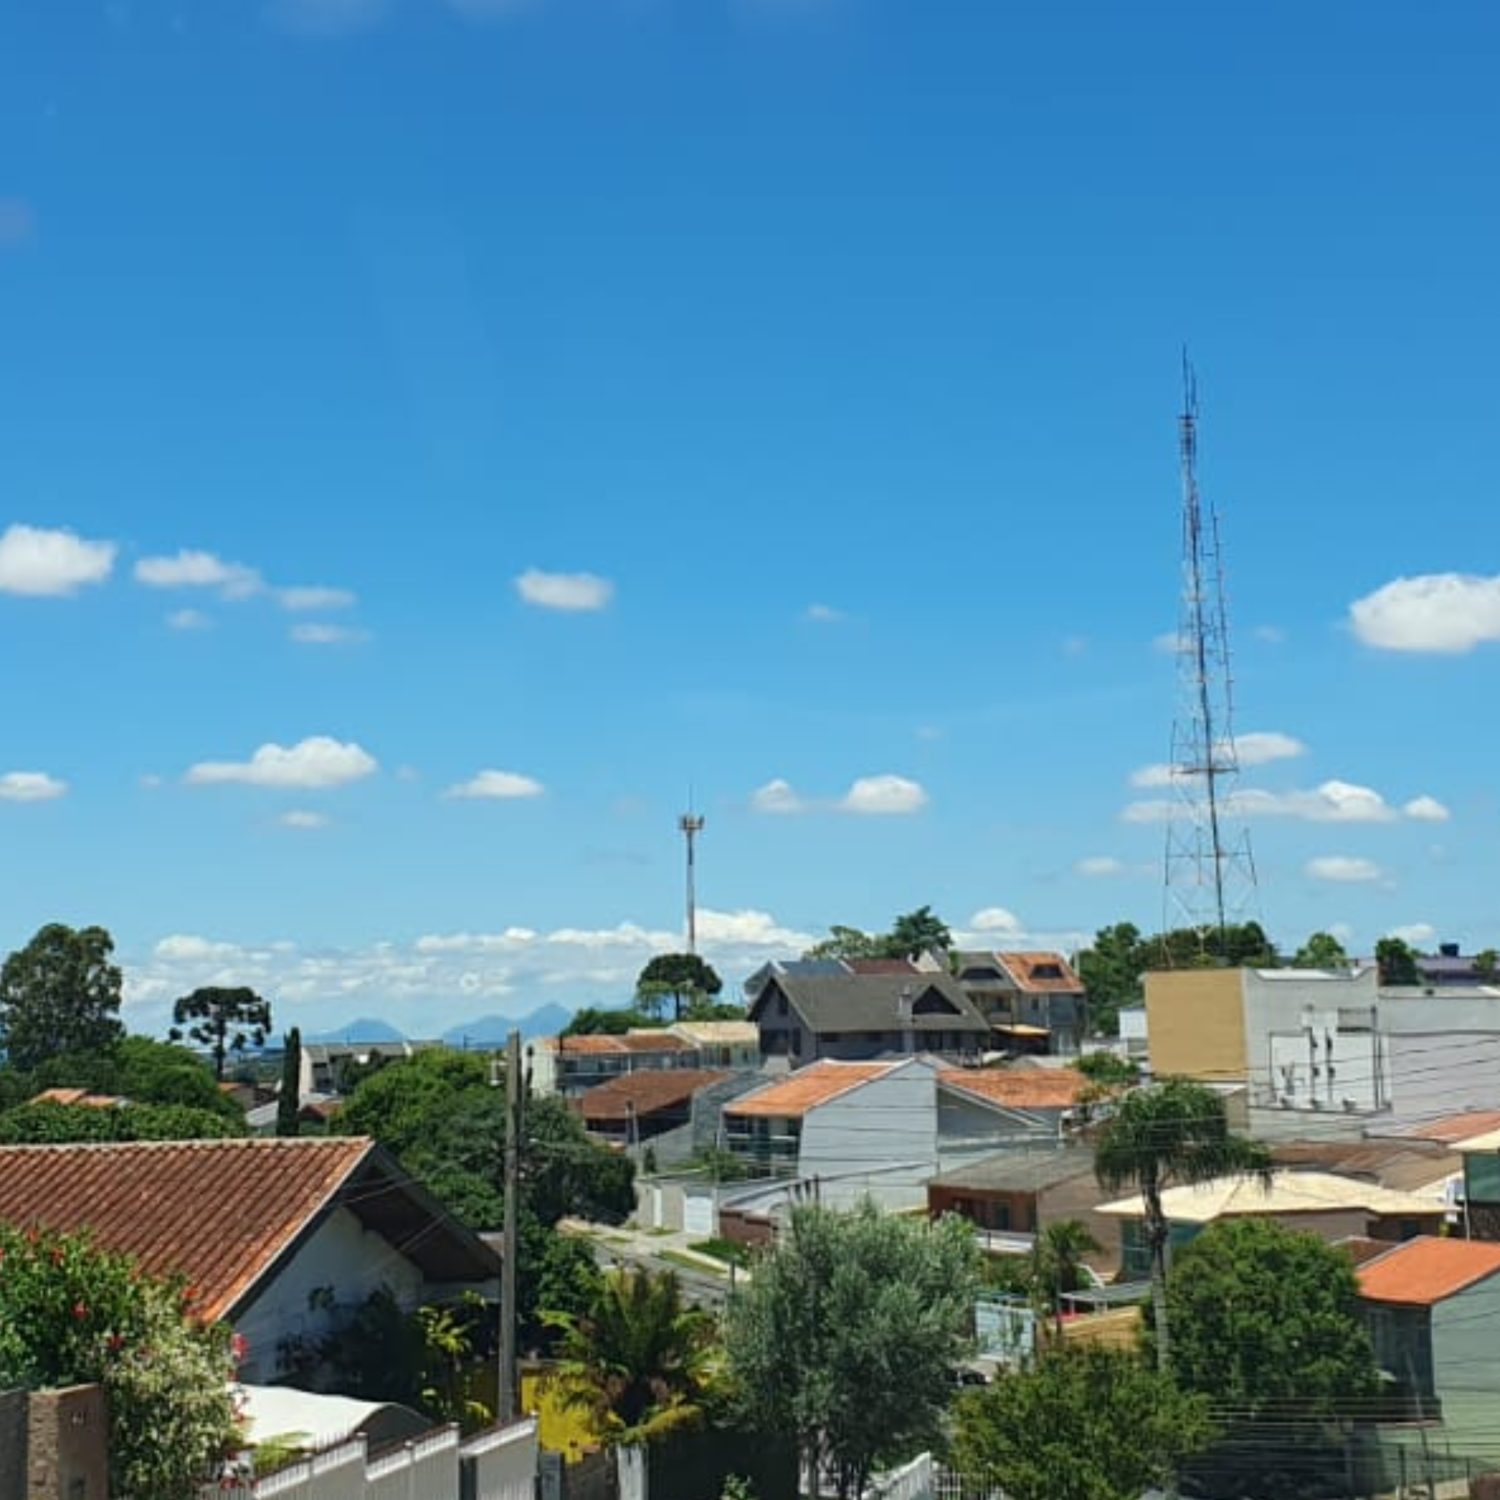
(0, 1226, 238, 1500)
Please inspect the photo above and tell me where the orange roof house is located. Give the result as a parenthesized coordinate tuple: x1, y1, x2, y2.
(937, 1067, 1090, 1112)
(1358, 1237, 1500, 1308)
(0, 1138, 499, 1383)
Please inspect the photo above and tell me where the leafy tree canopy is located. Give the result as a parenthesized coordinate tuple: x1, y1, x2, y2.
(1074, 1051, 1140, 1088)
(0, 1100, 243, 1144)
(952, 1347, 1214, 1500)
(1163, 1218, 1379, 1422)
(0, 923, 124, 1073)
(169, 986, 273, 1079)
(804, 907, 954, 963)
(1375, 936, 1423, 986)
(0, 1226, 237, 1500)
(1292, 932, 1350, 970)
(637, 953, 723, 1003)
(562, 1007, 657, 1038)
(724, 1200, 979, 1500)
(1474, 949, 1500, 980)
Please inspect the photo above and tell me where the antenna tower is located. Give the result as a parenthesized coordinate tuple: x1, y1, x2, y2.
(1164, 355, 1257, 947)
(679, 809, 705, 955)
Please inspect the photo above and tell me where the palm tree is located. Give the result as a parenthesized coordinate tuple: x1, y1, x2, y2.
(1031, 1219, 1100, 1341)
(1093, 1078, 1270, 1372)
(547, 1268, 718, 1444)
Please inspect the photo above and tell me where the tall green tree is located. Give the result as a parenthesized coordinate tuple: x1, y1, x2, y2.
(1031, 1219, 1100, 1338)
(1375, 936, 1422, 986)
(548, 1268, 718, 1445)
(276, 1028, 302, 1138)
(804, 925, 886, 961)
(724, 1200, 979, 1500)
(1474, 949, 1500, 981)
(169, 986, 273, 1079)
(1164, 1218, 1378, 1421)
(1076, 923, 1147, 1036)
(952, 1347, 1214, 1500)
(1292, 932, 1350, 970)
(0, 923, 124, 1073)
(884, 906, 952, 959)
(1093, 1080, 1270, 1372)
(636, 954, 723, 1021)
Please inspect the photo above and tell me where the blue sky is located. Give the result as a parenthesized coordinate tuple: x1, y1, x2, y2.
(3, 0, 1500, 1034)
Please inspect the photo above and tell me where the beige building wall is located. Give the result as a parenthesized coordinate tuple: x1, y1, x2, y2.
(1145, 968, 1247, 1080)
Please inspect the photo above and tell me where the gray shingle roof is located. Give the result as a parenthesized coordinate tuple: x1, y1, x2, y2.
(929, 1148, 1097, 1193)
(756, 973, 989, 1035)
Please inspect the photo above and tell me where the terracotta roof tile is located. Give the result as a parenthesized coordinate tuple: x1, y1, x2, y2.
(1358, 1236, 1500, 1307)
(725, 1060, 900, 1119)
(997, 952, 1085, 995)
(938, 1067, 1089, 1110)
(621, 1031, 693, 1053)
(1409, 1110, 1500, 1146)
(551, 1035, 633, 1055)
(0, 1137, 374, 1321)
(580, 1069, 731, 1123)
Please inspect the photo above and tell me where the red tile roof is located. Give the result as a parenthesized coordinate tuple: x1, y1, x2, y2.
(551, 1035, 633, 1055)
(1358, 1236, 1500, 1307)
(939, 1067, 1089, 1110)
(621, 1031, 693, 1054)
(725, 1061, 900, 1119)
(0, 1137, 376, 1320)
(1409, 1111, 1500, 1146)
(30, 1088, 123, 1109)
(580, 1069, 731, 1123)
(997, 952, 1084, 995)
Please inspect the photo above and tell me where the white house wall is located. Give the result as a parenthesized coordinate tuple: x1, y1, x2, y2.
(798, 1060, 941, 1188)
(233, 1205, 426, 1381)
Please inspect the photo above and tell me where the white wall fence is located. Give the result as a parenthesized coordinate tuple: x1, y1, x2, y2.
(202, 1416, 538, 1500)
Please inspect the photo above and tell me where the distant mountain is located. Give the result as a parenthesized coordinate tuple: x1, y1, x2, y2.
(441, 1005, 574, 1047)
(306, 1018, 408, 1045)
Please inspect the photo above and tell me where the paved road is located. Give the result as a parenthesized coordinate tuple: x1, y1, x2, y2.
(562, 1220, 739, 1309)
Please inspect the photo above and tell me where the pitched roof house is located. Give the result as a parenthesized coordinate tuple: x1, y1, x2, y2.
(953, 950, 1086, 1054)
(578, 1068, 731, 1145)
(1359, 1236, 1500, 1450)
(0, 1137, 499, 1383)
(747, 972, 988, 1069)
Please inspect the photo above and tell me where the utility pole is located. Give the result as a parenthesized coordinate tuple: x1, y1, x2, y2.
(679, 811, 705, 954)
(499, 1028, 521, 1424)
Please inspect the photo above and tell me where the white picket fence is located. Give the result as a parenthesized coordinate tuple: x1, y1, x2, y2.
(200, 1416, 537, 1500)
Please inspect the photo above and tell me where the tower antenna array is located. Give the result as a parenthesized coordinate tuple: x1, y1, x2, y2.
(679, 808, 705, 955)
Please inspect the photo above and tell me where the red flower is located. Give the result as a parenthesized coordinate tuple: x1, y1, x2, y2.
(107, 1334, 124, 1354)
(72, 1301, 88, 1321)
(230, 1334, 249, 1365)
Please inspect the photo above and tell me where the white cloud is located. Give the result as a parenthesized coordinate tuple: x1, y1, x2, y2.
(1152, 631, 1181, 654)
(167, 608, 213, 631)
(1306, 855, 1385, 884)
(1350, 573, 1500, 654)
(804, 603, 846, 623)
(415, 929, 540, 954)
(278, 586, 356, 612)
(1388, 922, 1436, 946)
(134, 549, 261, 598)
(153, 934, 241, 962)
(0, 771, 66, 802)
(445, 770, 545, 800)
(0, 524, 115, 597)
(1074, 856, 1125, 878)
(1403, 795, 1450, 823)
(278, 810, 331, 830)
(970, 907, 1024, 935)
(186, 736, 378, 790)
(839, 774, 928, 816)
(1124, 778, 1398, 826)
(751, 778, 805, 815)
(515, 568, 613, 613)
(289, 623, 369, 645)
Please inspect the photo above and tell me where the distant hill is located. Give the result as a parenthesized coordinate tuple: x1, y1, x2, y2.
(441, 1005, 574, 1047)
(305, 1018, 408, 1045)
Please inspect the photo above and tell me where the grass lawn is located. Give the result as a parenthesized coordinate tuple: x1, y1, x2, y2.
(688, 1237, 752, 1268)
(659, 1248, 730, 1278)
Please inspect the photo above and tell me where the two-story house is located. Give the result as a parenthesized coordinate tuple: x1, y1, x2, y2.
(747, 971, 988, 1069)
(953, 950, 1086, 1054)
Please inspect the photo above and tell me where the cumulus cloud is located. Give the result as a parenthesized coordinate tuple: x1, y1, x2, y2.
(1124, 778, 1399, 825)
(445, 770, 545, 800)
(839, 775, 928, 815)
(154, 934, 240, 962)
(278, 810, 330, 829)
(1306, 855, 1385, 884)
(135, 549, 262, 598)
(1388, 922, 1436, 946)
(0, 771, 66, 802)
(1403, 795, 1450, 823)
(970, 907, 1024, 935)
(186, 736, 377, 789)
(1131, 731, 1306, 788)
(1075, 856, 1125, 878)
(289, 623, 369, 645)
(751, 778, 806, 814)
(278, 586, 356, 611)
(515, 568, 614, 613)
(0, 524, 116, 597)
(1349, 573, 1500, 654)
(167, 608, 213, 631)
